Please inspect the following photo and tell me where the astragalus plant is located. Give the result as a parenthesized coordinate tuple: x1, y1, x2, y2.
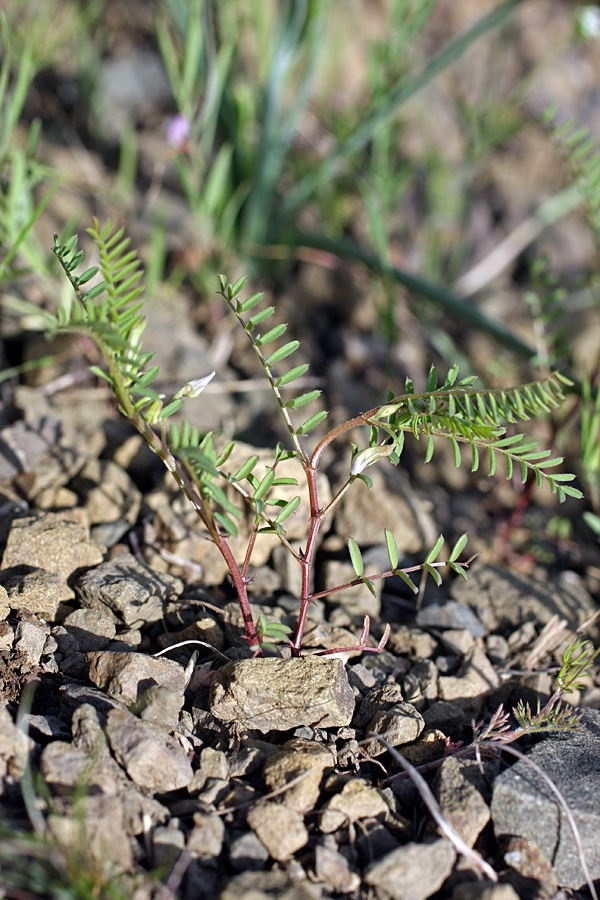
(47, 220, 581, 657)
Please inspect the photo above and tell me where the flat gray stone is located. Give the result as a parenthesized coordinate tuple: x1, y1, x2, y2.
(364, 838, 456, 900)
(75, 553, 183, 625)
(209, 656, 355, 732)
(490, 707, 600, 889)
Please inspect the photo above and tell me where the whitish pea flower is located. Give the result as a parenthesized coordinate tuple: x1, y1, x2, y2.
(350, 443, 395, 475)
(166, 114, 190, 148)
(577, 6, 600, 38)
(174, 371, 216, 400)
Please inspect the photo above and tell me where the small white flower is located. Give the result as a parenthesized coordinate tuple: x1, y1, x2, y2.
(174, 371, 216, 400)
(578, 5, 600, 38)
(350, 443, 395, 476)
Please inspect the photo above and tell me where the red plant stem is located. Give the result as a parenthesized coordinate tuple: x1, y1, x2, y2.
(290, 463, 324, 655)
(216, 536, 261, 654)
(130, 411, 262, 654)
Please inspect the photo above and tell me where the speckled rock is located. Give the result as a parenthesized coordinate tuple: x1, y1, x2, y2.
(364, 838, 456, 900)
(262, 738, 335, 813)
(1, 511, 104, 601)
(86, 650, 186, 706)
(246, 800, 309, 861)
(105, 708, 193, 793)
(209, 656, 355, 732)
(76, 553, 182, 625)
(319, 778, 389, 833)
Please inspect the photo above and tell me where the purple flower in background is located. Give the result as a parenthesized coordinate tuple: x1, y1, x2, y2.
(166, 114, 190, 148)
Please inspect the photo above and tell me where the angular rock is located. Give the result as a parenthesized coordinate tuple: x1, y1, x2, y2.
(72, 458, 141, 525)
(433, 757, 490, 848)
(2, 568, 62, 620)
(334, 466, 434, 555)
(63, 607, 116, 651)
(437, 644, 500, 714)
(39, 741, 118, 795)
(502, 835, 558, 895)
(0, 417, 83, 502)
(364, 838, 456, 900)
(354, 683, 405, 728)
(451, 884, 520, 900)
(490, 707, 600, 889)
(86, 650, 186, 705)
(228, 831, 270, 871)
(209, 657, 354, 732)
(48, 794, 134, 873)
(105, 708, 193, 793)
(423, 700, 466, 738)
(393, 728, 447, 768)
(319, 778, 389, 833)
(416, 601, 486, 639)
(0, 585, 9, 621)
(246, 800, 309, 862)
(219, 870, 322, 900)
(188, 812, 225, 859)
(0, 706, 33, 782)
(137, 684, 184, 732)
(1, 511, 104, 601)
(262, 738, 335, 814)
(314, 844, 361, 894)
(363, 702, 425, 757)
(14, 616, 49, 667)
(75, 553, 183, 625)
(451, 564, 597, 633)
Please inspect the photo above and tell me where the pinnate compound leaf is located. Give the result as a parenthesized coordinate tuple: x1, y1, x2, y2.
(348, 537, 363, 577)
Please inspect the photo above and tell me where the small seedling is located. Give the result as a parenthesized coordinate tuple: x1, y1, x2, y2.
(49, 220, 582, 657)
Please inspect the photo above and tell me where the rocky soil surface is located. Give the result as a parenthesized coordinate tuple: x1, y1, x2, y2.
(1, 388, 599, 900)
